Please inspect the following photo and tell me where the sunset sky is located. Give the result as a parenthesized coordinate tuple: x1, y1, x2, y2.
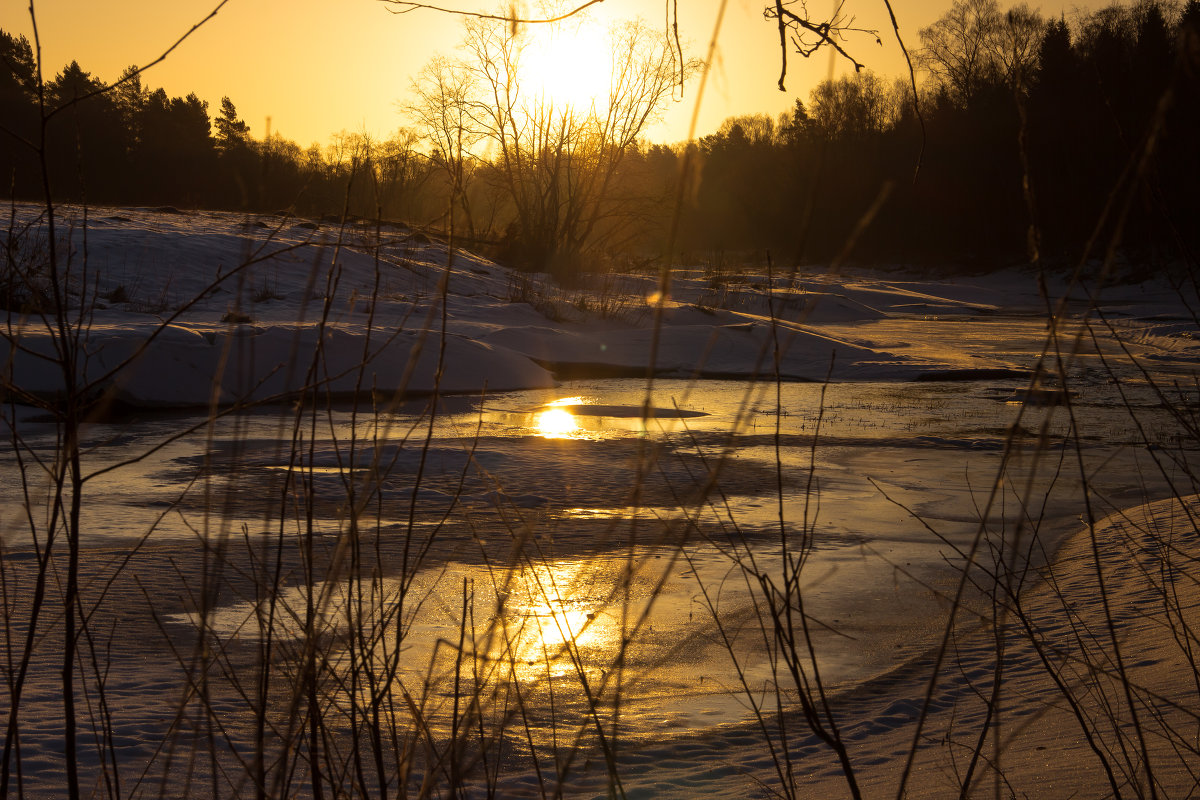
(1, 0, 1097, 148)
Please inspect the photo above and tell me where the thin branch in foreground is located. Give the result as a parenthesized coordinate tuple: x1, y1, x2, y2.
(880, 0, 925, 182)
(767, 0, 880, 90)
(378, 0, 606, 25)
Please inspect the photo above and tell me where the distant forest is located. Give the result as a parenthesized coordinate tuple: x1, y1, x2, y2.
(2, 0, 1198, 273)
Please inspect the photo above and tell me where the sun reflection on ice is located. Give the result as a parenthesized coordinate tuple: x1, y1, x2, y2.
(493, 561, 613, 682)
(164, 546, 772, 740)
(534, 396, 594, 438)
(535, 407, 580, 438)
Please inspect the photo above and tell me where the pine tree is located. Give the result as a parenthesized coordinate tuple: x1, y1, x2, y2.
(214, 96, 250, 153)
(0, 30, 37, 195)
(0, 30, 35, 103)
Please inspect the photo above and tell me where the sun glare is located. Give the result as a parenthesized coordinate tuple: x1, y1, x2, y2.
(519, 19, 612, 110)
(497, 561, 611, 681)
(536, 407, 579, 438)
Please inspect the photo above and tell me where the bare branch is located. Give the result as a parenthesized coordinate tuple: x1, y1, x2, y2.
(766, 0, 880, 91)
(881, 0, 925, 181)
(378, 0, 606, 25)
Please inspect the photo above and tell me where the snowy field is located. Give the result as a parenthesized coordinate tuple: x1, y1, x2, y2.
(3, 205, 1200, 797)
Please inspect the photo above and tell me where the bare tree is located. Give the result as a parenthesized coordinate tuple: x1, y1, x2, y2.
(407, 56, 484, 237)
(807, 70, 900, 140)
(918, 0, 1002, 107)
(988, 4, 1047, 90)
(373, 127, 427, 221)
(918, 0, 1045, 106)
(407, 10, 683, 274)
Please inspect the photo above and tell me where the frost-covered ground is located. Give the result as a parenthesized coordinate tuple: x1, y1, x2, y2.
(5, 204, 1198, 404)
(2, 205, 1200, 798)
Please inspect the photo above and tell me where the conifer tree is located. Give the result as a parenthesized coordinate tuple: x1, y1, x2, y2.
(214, 96, 250, 153)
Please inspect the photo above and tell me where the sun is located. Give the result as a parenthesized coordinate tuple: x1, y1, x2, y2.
(518, 18, 612, 110)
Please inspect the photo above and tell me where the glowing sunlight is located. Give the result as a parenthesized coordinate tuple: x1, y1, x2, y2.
(496, 561, 613, 683)
(535, 407, 579, 438)
(519, 18, 612, 110)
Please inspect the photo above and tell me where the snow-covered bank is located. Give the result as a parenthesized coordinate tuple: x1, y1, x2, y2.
(601, 493, 1200, 799)
(5, 322, 555, 407)
(9, 205, 1196, 408)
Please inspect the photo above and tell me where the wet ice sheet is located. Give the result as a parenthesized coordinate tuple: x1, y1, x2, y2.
(2, 374, 1192, 741)
(2, 377, 1186, 548)
(163, 541, 944, 737)
(115, 376, 1187, 739)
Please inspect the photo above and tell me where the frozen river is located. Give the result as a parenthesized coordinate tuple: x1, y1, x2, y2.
(2, 374, 1187, 739)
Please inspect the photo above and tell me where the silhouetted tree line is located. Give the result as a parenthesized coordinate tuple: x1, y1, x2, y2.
(0, 39, 438, 223)
(664, 0, 1200, 267)
(2, 0, 1197, 271)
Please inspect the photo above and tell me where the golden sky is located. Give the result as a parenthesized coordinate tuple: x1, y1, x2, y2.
(1, 0, 1097, 148)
